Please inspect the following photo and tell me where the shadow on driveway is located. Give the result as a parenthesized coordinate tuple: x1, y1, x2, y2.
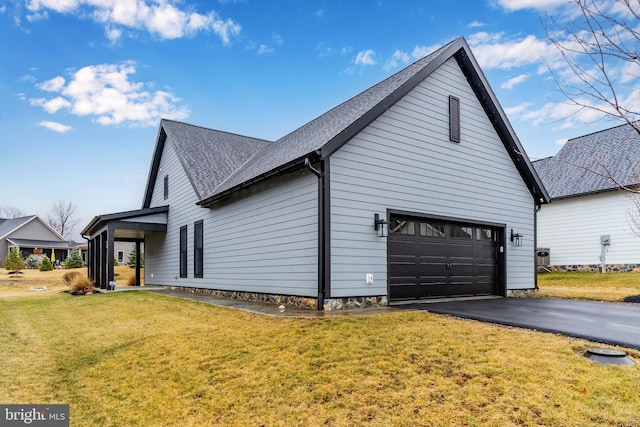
(400, 298, 640, 351)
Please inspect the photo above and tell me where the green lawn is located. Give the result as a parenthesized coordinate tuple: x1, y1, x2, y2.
(536, 271, 640, 302)
(1, 290, 639, 426)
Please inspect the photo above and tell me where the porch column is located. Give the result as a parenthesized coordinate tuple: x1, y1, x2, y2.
(87, 238, 94, 282)
(135, 240, 141, 286)
(107, 225, 115, 285)
(99, 230, 108, 289)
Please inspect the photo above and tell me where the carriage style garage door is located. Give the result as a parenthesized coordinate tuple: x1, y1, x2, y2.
(388, 214, 502, 301)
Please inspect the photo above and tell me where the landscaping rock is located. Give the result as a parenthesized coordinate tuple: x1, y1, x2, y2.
(623, 295, 640, 303)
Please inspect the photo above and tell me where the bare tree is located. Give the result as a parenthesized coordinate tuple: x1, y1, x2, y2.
(545, 0, 640, 134)
(0, 206, 25, 219)
(47, 200, 79, 239)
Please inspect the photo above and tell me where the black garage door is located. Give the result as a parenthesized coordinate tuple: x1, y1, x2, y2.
(388, 215, 501, 301)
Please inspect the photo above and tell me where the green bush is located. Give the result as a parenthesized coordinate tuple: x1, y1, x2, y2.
(4, 247, 25, 273)
(26, 256, 38, 269)
(65, 250, 83, 269)
(39, 256, 53, 272)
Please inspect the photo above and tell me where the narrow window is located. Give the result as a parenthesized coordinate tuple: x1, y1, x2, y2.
(163, 175, 169, 200)
(179, 225, 187, 278)
(194, 220, 203, 278)
(117, 250, 124, 264)
(449, 95, 460, 143)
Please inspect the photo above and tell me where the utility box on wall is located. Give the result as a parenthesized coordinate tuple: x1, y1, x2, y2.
(536, 248, 550, 267)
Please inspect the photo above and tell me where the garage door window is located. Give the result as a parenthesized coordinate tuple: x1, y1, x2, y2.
(390, 219, 415, 235)
(451, 225, 473, 239)
(420, 222, 445, 237)
(476, 228, 495, 241)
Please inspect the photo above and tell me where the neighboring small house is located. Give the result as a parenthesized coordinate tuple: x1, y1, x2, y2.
(82, 37, 548, 309)
(0, 215, 81, 266)
(533, 123, 640, 271)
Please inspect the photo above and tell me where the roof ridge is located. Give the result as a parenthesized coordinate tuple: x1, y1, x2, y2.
(567, 121, 638, 143)
(162, 118, 272, 144)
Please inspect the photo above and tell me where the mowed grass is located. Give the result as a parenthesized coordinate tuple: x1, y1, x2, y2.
(0, 266, 143, 297)
(1, 289, 639, 426)
(536, 271, 640, 302)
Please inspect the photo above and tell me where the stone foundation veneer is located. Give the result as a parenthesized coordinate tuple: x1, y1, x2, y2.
(540, 264, 640, 273)
(166, 286, 387, 311)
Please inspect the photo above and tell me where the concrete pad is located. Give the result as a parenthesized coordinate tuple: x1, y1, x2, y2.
(411, 298, 640, 350)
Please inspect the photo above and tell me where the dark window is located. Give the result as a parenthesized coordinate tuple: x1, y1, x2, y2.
(179, 225, 187, 278)
(117, 251, 124, 264)
(194, 220, 203, 278)
(420, 222, 445, 237)
(451, 225, 472, 239)
(449, 95, 460, 143)
(163, 175, 169, 200)
(390, 219, 415, 235)
(476, 228, 495, 241)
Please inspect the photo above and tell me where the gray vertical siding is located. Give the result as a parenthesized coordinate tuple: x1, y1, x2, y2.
(329, 57, 535, 298)
(145, 139, 318, 296)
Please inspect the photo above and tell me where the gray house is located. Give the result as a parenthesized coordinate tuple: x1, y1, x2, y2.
(0, 215, 80, 266)
(534, 124, 640, 271)
(82, 37, 548, 310)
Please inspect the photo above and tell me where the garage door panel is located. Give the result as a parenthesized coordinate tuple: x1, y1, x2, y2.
(418, 261, 448, 276)
(389, 215, 500, 301)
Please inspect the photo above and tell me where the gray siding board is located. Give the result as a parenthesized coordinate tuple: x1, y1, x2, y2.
(329, 57, 534, 297)
(11, 219, 63, 242)
(145, 138, 318, 296)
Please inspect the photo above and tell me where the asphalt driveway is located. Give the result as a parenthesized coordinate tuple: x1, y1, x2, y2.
(408, 298, 640, 351)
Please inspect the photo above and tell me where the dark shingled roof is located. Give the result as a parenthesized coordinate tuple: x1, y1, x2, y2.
(210, 39, 459, 198)
(533, 124, 640, 199)
(6, 238, 73, 248)
(141, 36, 548, 208)
(142, 121, 271, 206)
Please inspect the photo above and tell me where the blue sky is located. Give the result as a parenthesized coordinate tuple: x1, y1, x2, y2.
(0, 0, 637, 240)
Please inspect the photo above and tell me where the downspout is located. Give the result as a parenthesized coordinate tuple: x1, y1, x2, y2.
(534, 201, 542, 290)
(305, 157, 325, 311)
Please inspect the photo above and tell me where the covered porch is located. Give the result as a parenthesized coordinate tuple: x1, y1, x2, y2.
(81, 206, 168, 289)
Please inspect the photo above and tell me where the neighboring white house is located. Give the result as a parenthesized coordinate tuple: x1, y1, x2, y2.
(82, 37, 548, 310)
(533, 123, 640, 271)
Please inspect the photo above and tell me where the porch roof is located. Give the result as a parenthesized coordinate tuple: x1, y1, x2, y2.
(6, 238, 74, 249)
(81, 206, 169, 240)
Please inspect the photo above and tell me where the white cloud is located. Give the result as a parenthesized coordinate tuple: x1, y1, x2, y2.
(468, 20, 485, 28)
(555, 138, 568, 145)
(38, 120, 73, 133)
(467, 32, 553, 70)
(501, 73, 529, 89)
(30, 62, 189, 127)
(0, 5, 6, 13)
(25, 0, 241, 44)
(37, 76, 65, 92)
(492, 0, 569, 12)
(383, 50, 411, 72)
(354, 49, 376, 66)
(256, 44, 273, 55)
(411, 44, 441, 59)
(504, 102, 533, 116)
(30, 96, 72, 113)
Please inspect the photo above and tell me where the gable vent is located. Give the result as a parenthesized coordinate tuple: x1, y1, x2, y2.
(449, 95, 460, 143)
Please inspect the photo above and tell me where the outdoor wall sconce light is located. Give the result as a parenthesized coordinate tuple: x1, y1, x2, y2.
(510, 229, 523, 247)
(374, 213, 389, 237)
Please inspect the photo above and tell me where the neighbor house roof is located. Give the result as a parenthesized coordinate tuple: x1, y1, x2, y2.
(142, 36, 549, 209)
(533, 123, 640, 200)
(0, 215, 65, 242)
(0, 216, 36, 239)
(6, 238, 74, 249)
